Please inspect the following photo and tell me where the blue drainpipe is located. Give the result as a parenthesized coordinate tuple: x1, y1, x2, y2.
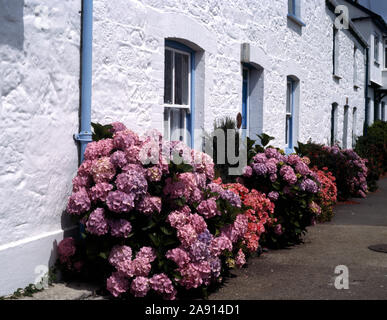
(74, 0, 93, 163)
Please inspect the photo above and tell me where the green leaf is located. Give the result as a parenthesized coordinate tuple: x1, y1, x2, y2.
(175, 198, 186, 207)
(142, 221, 156, 231)
(176, 163, 193, 173)
(258, 133, 275, 147)
(163, 238, 178, 246)
(160, 226, 174, 236)
(91, 122, 113, 141)
(99, 252, 108, 259)
(149, 233, 160, 246)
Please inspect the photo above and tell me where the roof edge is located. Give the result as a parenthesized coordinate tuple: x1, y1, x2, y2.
(343, 0, 387, 32)
(326, 0, 369, 48)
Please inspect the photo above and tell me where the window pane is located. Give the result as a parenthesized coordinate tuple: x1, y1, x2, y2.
(286, 81, 292, 113)
(164, 109, 170, 140)
(242, 69, 249, 130)
(352, 108, 357, 147)
(353, 47, 357, 84)
(164, 50, 173, 104)
(374, 101, 379, 121)
(385, 40, 387, 68)
(374, 35, 379, 61)
(170, 108, 186, 142)
(285, 115, 291, 145)
(385, 47, 387, 68)
(331, 104, 336, 146)
(333, 28, 339, 74)
(174, 52, 189, 105)
(343, 106, 349, 149)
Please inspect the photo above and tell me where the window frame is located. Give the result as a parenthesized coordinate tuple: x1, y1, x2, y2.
(352, 107, 357, 147)
(384, 39, 387, 69)
(242, 66, 250, 133)
(164, 40, 195, 146)
(353, 46, 358, 87)
(287, 0, 306, 27)
(164, 47, 191, 109)
(343, 105, 349, 149)
(333, 26, 340, 77)
(331, 103, 338, 146)
(374, 100, 380, 122)
(374, 33, 380, 64)
(285, 79, 294, 149)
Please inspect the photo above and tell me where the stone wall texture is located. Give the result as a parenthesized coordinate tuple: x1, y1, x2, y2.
(91, 0, 366, 148)
(0, 0, 81, 295)
(0, 0, 367, 295)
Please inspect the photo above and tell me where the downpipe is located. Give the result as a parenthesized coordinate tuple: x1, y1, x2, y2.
(74, 0, 93, 163)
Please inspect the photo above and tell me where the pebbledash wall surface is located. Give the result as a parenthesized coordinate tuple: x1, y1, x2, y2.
(0, 0, 368, 295)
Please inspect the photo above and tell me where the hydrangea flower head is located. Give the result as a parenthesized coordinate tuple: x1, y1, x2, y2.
(86, 208, 109, 236)
(67, 188, 91, 215)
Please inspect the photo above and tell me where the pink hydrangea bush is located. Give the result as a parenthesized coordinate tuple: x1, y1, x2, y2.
(220, 182, 276, 253)
(57, 237, 84, 273)
(241, 148, 321, 248)
(59, 122, 247, 300)
(295, 142, 368, 200)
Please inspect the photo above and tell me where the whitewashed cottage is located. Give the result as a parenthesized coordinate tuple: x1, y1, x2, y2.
(0, 0, 385, 295)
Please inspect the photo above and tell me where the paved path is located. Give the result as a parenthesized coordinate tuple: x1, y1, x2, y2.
(209, 177, 387, 300)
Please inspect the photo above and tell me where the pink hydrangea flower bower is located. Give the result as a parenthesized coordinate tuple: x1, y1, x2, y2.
(242, 148, 322, 248)
(64, 125, 250, 300)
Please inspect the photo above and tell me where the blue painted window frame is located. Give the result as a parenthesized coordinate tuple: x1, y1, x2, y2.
(331, 104, 337, 146)
(242, 66, 250, 132)
(285, 79, 295, 153)
(241, 63, 257, 137)
(164, 40, 195, 148)
(287, 0, 306, 27)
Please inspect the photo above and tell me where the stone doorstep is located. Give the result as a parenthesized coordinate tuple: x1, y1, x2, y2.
(9, 282, 107, 300)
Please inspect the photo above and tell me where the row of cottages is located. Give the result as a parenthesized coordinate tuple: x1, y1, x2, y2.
(338, 0, 387, 126)
(0, 0, 385, 295)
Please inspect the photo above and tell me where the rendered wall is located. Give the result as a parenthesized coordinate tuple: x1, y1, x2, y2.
(91, 0, 366, 149)
(0, 0, 81, 295)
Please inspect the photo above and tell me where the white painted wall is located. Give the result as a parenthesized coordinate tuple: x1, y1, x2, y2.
(0, 0, 81, 296)
(91, 0, 366, 149)
(0, 0, 368, 295)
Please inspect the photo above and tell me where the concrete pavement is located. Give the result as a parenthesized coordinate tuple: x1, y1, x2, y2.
(209, 177, 387, 300)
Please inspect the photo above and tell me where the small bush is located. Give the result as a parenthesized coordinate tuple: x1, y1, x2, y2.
(312, 166, 338, 222)
(58, 122, 256, 300)
(220, 182, 275, 253)
(241, 148, 321, 248)
(204, 116, 275, 183)
(204, 117, 241, 183)
(355, 120, 387, 191)
(295, 142, 368, 200)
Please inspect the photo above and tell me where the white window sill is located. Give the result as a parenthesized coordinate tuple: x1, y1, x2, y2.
(285, 147, 295, 155)
(164, 104, 190, 110)
(287, 14, 306, 27)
